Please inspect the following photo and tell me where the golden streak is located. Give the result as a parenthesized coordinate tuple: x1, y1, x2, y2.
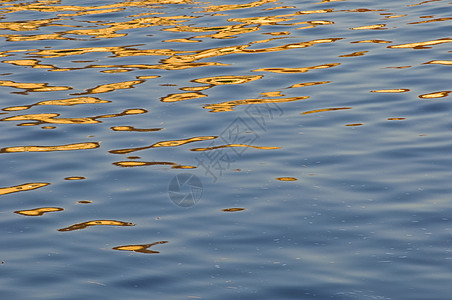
(77, 200, 92, 204)
(244, 39, 342, 53)
(114, 161, 156, 167)
(228, 15, 296, 25)
(301, 107, 352, 115)
(296, 9, 333, 15)
(0, 142, 100, 153)
(264, 31, 290, 35)
(2, 59, 55, 69)
(0, 80, 71, 93)
(160, 92, 207, 102)
(136, 75, 160, 79)
(289, 81, 330, 88)
(424, 60, 452, 65)
(383, 14, 407, 19)
(0, 182, 49, 196)
(1, 108, 146, 125)
(180, 86, 211, 92)
(408, 18, 451, 24)
(115, 161, 171, 167)
(164, 24, 259, 39)
(260, 91, 284, 97)
(388, 38, 452, 49)
(109, 136, 217, 154)
(113, 161, 195, 169)
(200, 0, 277, 12)
(64, 176, 86, 180)
(419, 91, 451, 99)
(1, 113, 100, 125)
(0, 19, 55, 31)
(30, 46, 170, 58)
(276, 177, 297, 181)
(172, 165, 196, 169)
(408, 0, 441, 7)
(110, 126, 162, 132)
(2, 106, 30, 111)
(190, 144, 280, 151)
(58, 220, 135, 232)
(387, 118, 406, 120)
(222, 208, 246, 212)
(75, 80, 144, 95)
(351, 40, 392, 44)
(193, 75, 263, 85)
(371, 89, 410, 93)
(15, 207, 63, 216)
(163, 38, 200, 43)
(37, 97, 110, 106)
(204, 96, 309, 112)
(113, 241, 168, 254)
(253, 63, 340, 73)
(152, 136, 217, 148)
(350, 24, 386, 30)
(339, 51, 368, 57)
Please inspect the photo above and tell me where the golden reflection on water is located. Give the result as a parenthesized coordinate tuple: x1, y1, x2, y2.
(74, 80, 144, 95)
(371, 89, 410, 93)
(112, 241, 168, 254)
(58, 220, 135, 232)
(204, 96, 309, 112)
(2, 96, 110, 112)
(388, 38, 452, 49)
(276, 177, 298, 181)
(194, 75, 263, 86)
(77, 200, 92, 204)
(408, 17, 452, 25)
(1, 0, 451, 258)
(253, 63, 340, 74)
(339, 51, 367, 57)
(0, 142, 99, 153)
(113, 161, 195, 169)
(109, 136, 217, 154)
(288, 81, 330, 88)
(110, 126, 162, 132)
(425, 60, 452, 66)
(222, 208, 246, 212)
(64, 176, 86, 180)
(387, 117, 406, 121)
(1, 108, 147, 125)
(300, 107, 352, 115)
(419, 91, 451, 99)
(190, 144, 280, 151)
(161, 92, 207, 103)
(350, 24, 386, 30)
(15, 207, 63, 216)
(0, 182, 49, 196)
(200, 0, 277, 12)
(0, 80, 72, 94)
(351, 39, 392, 44)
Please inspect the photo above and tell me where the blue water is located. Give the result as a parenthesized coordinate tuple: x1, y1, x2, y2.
(1, 0, 452, 299)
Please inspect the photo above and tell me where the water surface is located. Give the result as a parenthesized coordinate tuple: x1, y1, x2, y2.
(1, 0, 452, 299)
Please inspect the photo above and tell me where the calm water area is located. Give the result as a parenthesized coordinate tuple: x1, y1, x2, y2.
(1, 0, 452, 299)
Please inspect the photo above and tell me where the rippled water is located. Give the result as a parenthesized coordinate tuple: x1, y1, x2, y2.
(1, 0, 452, 299)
